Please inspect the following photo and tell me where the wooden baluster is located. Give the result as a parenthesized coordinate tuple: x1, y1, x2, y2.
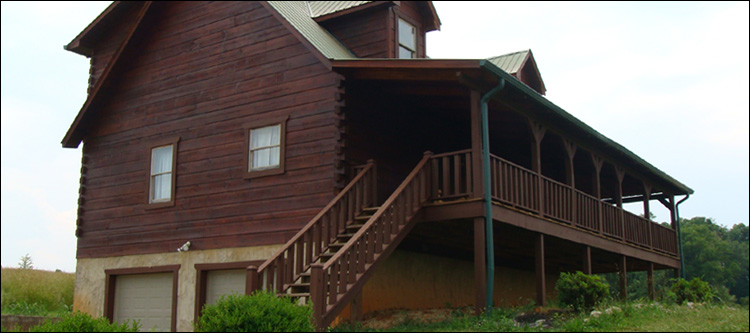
(329, 262, 338, 305)
(295, 239, 303, 277)
(431, 159, 439, 199)
(305, 232, 312, 269)
(275, 257, 283, 294)
(442, 157, 450, 196)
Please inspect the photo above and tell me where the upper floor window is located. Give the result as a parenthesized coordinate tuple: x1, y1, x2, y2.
(147, 137, 179, 208)
(398, 18, 417, 59)
(243, 116, 288, 179)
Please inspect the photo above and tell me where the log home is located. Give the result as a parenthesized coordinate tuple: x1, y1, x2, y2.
(62, 1, 692, 331)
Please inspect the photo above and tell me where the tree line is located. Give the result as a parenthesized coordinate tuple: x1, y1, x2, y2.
(602, 217, 749, 304)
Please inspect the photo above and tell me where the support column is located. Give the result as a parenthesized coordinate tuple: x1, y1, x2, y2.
(592, 156, 604, 235)
(563, 140, 577, 227)
(615, 166, 626, 239)
(619, 256, 628, 301)
(647, 263, 655, 301)
(529, 121, 546, 216)
(583, 246, 592, 275)
(350, 291, 363, 322)
(474, 217, 487, 315)
(470, 90, 484, 199)
(535, 233, 546, 307)
(643, 182, 653, 249)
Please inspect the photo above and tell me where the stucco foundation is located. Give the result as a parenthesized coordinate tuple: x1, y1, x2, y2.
(73, 244, 281, 332)
(346, 249, 558, 318)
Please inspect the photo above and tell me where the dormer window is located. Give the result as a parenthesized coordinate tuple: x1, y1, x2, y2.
(398, 18, 417, 59)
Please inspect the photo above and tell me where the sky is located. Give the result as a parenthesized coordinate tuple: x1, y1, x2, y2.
(1, 1, 748, 273)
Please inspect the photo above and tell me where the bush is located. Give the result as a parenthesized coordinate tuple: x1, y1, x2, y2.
(664, 277, 713, 304)
(555, 271, 610, 312)
(195, 291, 314, 332)
(27, 312, 140, 332)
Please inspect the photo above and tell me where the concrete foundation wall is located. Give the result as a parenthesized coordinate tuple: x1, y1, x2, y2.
(359, 250, 558, 314)
(73, 245, 281, 332)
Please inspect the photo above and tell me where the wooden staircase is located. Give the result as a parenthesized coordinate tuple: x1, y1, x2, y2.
(249, 152, 435, 330)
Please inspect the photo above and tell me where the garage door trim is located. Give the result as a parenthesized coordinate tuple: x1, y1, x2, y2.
(193, 260, 262, 322)
(104, 265, 180, 332)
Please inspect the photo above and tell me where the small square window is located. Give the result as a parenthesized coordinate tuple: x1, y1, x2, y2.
(243, 116, 288, 179)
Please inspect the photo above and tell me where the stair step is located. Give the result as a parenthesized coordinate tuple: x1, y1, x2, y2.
(345, 223, 365, 231)
(298, 272, 311, 283)
(337, 233, 356, 241)
(362, 206, 380, 213)
(289, 282, 310, 293)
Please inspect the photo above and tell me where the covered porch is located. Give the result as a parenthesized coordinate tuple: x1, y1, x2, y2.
(333, 59, 691, 309)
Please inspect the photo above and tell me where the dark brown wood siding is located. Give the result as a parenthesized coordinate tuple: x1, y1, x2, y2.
(320, 8, 389, 58)
(396, 1, 427, 58)
(76, 1, 340, 259)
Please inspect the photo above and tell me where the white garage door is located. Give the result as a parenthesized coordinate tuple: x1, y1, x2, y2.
(113, 273, 173, 332)
(206, 269, 246, 305)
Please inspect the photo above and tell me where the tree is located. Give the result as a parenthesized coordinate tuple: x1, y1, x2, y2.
(18, 253, 34, 269)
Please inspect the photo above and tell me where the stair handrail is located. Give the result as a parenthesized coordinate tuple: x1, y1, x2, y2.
(254, 160, 377, 289)
(321, 152, 432, 271)
(311, 152, 432, 329)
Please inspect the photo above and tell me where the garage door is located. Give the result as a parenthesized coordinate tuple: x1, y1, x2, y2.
(206, 269, 245, 305)
(113, 273, 173, 332)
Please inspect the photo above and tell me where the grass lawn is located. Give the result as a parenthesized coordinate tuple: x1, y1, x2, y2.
(333, 301, 749, 332)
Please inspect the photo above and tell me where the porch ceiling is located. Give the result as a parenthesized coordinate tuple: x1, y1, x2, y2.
(332, 59, 693, 197)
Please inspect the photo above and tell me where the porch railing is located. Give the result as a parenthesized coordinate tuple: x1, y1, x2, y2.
(473, 153, 678, 256)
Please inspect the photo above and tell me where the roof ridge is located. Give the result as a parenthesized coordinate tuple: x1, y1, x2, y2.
(486, 49, 530, 60)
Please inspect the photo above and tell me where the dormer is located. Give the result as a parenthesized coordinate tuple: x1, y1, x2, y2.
(487, 49, 547, 95)
(313, 1, 441, 58)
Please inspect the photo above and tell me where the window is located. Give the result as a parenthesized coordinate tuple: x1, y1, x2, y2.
(398, 18, 417, 59)
(243, 116, 288, 179)
(147, 137, 179, 208)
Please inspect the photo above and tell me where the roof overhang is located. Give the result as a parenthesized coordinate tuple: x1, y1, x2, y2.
(332, 59, 693, 196)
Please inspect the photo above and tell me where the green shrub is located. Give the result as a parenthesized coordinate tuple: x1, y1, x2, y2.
(664, 277, 713, 304)
(195, 291, 314, 332)
(555, 271, 610, 312)
(27, 312, 140, 332)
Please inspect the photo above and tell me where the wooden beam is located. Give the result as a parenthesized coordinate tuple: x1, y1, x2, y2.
(563, 139, 577, 227)
(470, 90, 483, 200)
(583, 246, 592, 275)
(350, 291, 363, 323)
(647, 262, 655, 301)
(474, 217, 486, 315)
(643, 182, 653, 249)
(528, 120, 545, 217)
(619, 255, 628, 301)
(535, 233, 546, 307)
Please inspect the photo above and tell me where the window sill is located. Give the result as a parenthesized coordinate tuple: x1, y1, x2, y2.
(145, 200, 175, 210)
(243, 167, 284, 180)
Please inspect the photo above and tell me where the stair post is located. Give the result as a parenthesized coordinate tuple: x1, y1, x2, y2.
(310, 263, 325, 331)
(245, 265, 259, 295)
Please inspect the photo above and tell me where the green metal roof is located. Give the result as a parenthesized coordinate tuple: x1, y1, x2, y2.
(309, 1, 373, 17)
(487, 50, 529, 75)
(478, 60, 693, 195)
(266, 1, 357, 60)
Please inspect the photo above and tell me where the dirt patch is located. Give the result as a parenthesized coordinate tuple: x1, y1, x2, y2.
(357, 307, 473, 330)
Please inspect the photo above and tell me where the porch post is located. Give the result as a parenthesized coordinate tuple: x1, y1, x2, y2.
(615, 167, 625, 239)
(470, 90, 484, 198)
(474, 217, 487, 315)
(643, 182, 653, 249)
(529, 121, 546, 217)
(583, 246, 592, 275)
(647, 263, 655, 301)
(563, 140, 577, 227)
(619, 255, 627, 301)
(350, 290, 363, 322)
(535, 233, 546, 307)
(592, 156, 604, 235)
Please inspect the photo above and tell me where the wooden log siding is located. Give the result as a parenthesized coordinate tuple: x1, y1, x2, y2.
(75, 1, 342, 258)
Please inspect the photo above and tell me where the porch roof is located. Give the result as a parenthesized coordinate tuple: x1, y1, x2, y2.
(332, 59, 694, 196)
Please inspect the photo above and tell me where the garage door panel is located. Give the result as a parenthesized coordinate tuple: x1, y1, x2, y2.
(114, 273, 173, 332)
(206, 269, 245, 305)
